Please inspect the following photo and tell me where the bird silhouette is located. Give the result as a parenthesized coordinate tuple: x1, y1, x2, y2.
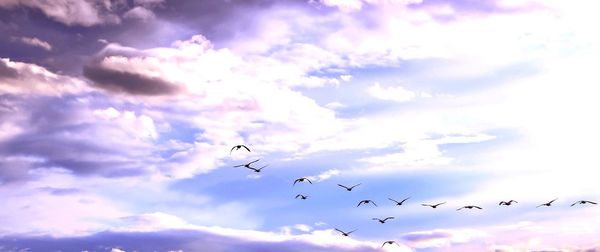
(293, 177, 313, 186)
(457, 205, 483, 211)
(372, 217, 394, 224)
(422, 202, 446, 208)
(295, 194, 308, 200)
(335, 228, 357, 237)
(537, 198, 558, 208)
(571, 200, 597, 206)
(230, 144, 250, 154)
(499, 200, 518, 206)
(337, 183, 361, 191)
(389, 197, 410, 206)
(233, 159, 267, 173)
(382, 240, 400, 248)
(357, 200, 378, 207)
(233, 159, 260, 169)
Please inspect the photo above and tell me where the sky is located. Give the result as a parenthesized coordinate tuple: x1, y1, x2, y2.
(1, 0, 600, 251)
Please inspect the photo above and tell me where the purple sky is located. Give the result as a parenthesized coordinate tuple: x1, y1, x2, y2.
(2, 0, 600, 251)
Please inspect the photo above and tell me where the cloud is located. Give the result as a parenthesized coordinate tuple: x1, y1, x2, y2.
(307, 169, 341, 182)
(0, 0, 122, 26)
(0, 58, 88, 96)
(367, 82, 419, 102)
(123, 6, 156, 21)
(0, 228, 389, 252)
(13, 36, 52, 51)
(318, 0, 422, 12)
(83, 63, 180, 96)
(401, 228, 488, 249)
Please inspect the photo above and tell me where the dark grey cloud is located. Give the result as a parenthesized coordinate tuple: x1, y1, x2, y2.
(83, 63, 180, 96)
(0, 230, 379, 252)
(0, 60, 19, 79)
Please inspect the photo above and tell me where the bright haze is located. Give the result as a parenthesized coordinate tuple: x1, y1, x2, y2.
(1, 0, 599, 251)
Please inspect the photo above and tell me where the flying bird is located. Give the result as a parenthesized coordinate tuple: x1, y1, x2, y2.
(293, 177, 313, 186)
(537, 198, 558, 208)
(246, 164, 268, 173)
(334, 228, 357, 237)
(499, 200, 518, 206)
(382, 240, 400, 248)
(295, 194, 308, 200)
(457, 205, 483, 211)
(389, 197, 410, 206)
(234, 159, 266, 172)
(422, 202, 446, 208)
(230, 144, 250, 154)
(571, 200, 597, 206)
(357, 200, 378, 207)
(233, 159, 260, 169)
(372, 217, 394, 224)
(337, 183, 361, 191)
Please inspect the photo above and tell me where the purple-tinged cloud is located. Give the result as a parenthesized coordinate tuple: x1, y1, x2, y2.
(0, 229, 381, 252)
(0, 0, 123, 27)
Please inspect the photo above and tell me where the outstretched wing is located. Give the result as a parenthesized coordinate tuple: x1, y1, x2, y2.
(588, 201, 598, 204)
(241, 145, 251, 152)
(230, 146, 236, 155)
(347, 229, 357, 235)
(474, 206, 482, 209)
(350, 183, 361, 189)
(389, 198, 399, 204)
(338, 184, 349, 190)
(570, 201, 579, 207)
(248, 159, 260, 165)
(400, 197, 410, 204)
(383, 217, 394, 221)
(499, 201, 505, 205)
(306, 178, 313, 184)
(457, 207, 465, 211)
(357, 201, 364, 207)
(334, 228, 344, 234)
(371, 201, 378, 207)
(293, 179, 300, 186)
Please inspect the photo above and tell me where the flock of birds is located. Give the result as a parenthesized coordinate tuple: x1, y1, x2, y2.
(229, 144, 597, 248)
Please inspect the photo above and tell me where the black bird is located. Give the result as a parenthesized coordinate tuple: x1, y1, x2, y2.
(457, 205, 483, 211)
(295, 194, 308, 200)
(372, 217, 394, 224)
(499, 200, 518, 206)
(234, 159, 267, 173)
(334, 228, 357, 237)
(571, 200, 597, 207)
(230, 144, 251, 154)
(422, 202, 446, 208)
(537, 198, 558, 208)
(357, 200, 378, 207)
(293, 177, 313, 186)
(389, 197, 410, 206)
(337, 183, 361, 191)
(382, 240, 400, 248)
(233, 159, 260, 169)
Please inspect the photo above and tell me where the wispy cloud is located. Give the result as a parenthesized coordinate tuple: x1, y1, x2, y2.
(13, 36, 52, 51)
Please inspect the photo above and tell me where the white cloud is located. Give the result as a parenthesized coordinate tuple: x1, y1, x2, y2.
(307, 169, 341, 182)
(367, 82, 418, 102)
(0, 58, 88, 96)
(14, 36, 52, 51)
(123, 6, 156, 21)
